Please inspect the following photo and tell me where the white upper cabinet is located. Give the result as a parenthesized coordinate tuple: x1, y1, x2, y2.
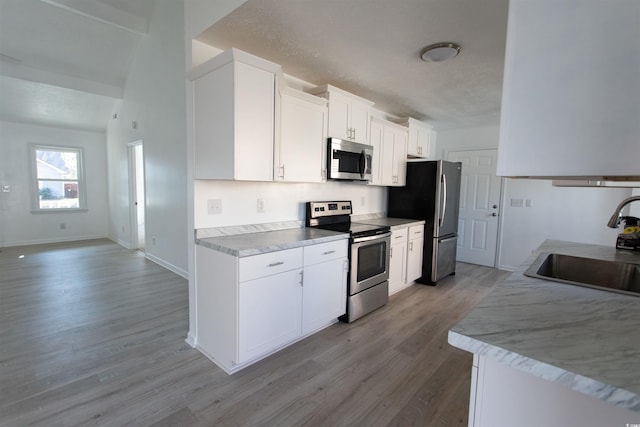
(189, 49, 281, 181)
(395, 118, 432, 159)
(275, 87, 328, 183)
(370, 118, 408, 187)
(497, 0, 640, 178)
(307, 84, 374, 145)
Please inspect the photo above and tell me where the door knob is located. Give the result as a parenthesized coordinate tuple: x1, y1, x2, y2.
(491, 213, 498, 217)
(492, 204, 498, 209)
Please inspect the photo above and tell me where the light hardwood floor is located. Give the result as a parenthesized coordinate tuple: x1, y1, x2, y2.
(0, 239, 509, 426)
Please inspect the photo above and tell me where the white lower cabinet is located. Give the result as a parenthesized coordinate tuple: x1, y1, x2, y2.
(388, 228, 408, 295)
(406, 225, 424, 283)
(388, 223, 425, 295)
(302, 257, 348, 334)
(238, 268, 303, 363)
(195, 238, 348, 374)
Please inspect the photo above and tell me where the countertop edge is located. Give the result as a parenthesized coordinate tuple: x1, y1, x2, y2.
(447, 330, 640, 412)
(196, 232, 348, 257)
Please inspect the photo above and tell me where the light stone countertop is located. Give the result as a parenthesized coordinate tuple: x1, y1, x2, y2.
(448, 239, 640, 412)
(196, 227, 348, 257)
(354, 217, 425, 231)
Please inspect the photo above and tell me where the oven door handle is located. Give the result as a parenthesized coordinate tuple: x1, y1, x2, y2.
(352, 231, 392, 243)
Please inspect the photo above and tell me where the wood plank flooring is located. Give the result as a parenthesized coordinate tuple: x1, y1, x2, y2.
(0, 239, 509, 426)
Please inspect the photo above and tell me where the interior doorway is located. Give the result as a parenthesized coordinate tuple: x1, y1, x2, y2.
(128, 141, 145, 251)
(447, 149, 503, 267)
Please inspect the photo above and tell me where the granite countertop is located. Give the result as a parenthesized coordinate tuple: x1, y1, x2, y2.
(355, 217, 425, 230)
(448, 239, 640, 412)
(196, 227, 348, 257)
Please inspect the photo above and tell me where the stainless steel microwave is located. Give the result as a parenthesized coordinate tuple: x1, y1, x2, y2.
(327, 138, 373, 181)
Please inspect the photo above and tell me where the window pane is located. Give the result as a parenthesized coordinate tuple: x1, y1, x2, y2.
(36, 149, 78, 179)
(38, 180, 80, 209)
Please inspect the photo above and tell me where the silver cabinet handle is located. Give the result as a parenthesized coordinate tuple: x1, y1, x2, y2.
(299, 270, 303, 286)
(268, 261, 284, 267)
(409, 241, 413, 251)
(323, 250, 336, 255)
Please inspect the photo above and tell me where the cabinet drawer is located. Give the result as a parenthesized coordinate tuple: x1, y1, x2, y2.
(409, 225, 424, 238)
(239, 248, 303, 282)
(391, 227, 408, 242)
(304, 239, 348, 266)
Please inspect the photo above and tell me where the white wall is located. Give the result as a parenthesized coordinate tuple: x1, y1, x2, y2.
(106, 1, 188, 277)
(0, 120, 108, 246)
(194, 180, 386, 229)
(435, 125, 630, 270)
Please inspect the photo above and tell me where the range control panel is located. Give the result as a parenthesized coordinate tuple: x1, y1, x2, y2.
(306, 201, 352, 220)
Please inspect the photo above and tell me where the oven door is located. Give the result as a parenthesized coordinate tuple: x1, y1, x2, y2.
(350, 232, 391, 294)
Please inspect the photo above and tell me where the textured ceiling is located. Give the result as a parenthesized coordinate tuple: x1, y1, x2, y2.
(197, 0, 509, 130)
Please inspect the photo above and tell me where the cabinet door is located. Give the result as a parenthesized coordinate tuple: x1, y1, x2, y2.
(406, 225, 424, 283)
(349, 100, 371, 144)
(277, 91, 326, 182)
(235, 62, 275, 181)
(407, 123, 431, 158)
(238, 269, 303, 363)
(326, 94, 351, 140)
(389, 236, 407, 295)
(368, 119, 384, 186)
(302, 258, 348, 334)
(380, 126, 396, 186)
(406, 236, 424, 283)
(391, 128, 408, 186)
(415, 125, 431, 158)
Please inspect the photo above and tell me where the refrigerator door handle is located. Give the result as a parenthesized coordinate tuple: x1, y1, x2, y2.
(439, 235, 457, 243)
(439, 173, 447, 228)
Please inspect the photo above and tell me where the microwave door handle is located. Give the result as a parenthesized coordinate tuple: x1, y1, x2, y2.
(440, 173, 447, 228)
(359, 150, 366, 178)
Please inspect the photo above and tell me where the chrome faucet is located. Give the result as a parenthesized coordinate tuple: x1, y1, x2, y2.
(606, 196, 640, 228)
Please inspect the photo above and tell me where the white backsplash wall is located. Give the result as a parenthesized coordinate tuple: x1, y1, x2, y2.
(194, 179, 387, 229)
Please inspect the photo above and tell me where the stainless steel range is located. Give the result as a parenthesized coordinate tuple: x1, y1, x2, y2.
(306, 201, 391, 322)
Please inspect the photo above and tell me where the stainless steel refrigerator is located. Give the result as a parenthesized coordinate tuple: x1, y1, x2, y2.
(387, 160, 462, 284)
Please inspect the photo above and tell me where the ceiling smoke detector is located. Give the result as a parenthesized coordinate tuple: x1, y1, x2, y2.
(420, 42, 461, 62)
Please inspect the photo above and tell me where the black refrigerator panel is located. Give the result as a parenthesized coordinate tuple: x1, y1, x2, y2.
(387, 161, 438, 233)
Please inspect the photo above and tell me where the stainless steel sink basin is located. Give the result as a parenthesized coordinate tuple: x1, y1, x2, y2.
(524, 253, 640, 296)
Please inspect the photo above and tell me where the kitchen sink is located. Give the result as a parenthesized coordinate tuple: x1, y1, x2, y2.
(524, 253, 640, 296)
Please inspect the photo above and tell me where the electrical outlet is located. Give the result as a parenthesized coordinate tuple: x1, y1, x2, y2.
(361, 196, 366, 207)
(525, 199, 532, 208)
(510, 198, 524, 208)
(2, 185, 10, 193)
(207, 199, 222, 215)
(257, 198, 264, 213)
(152, 236, 156, 245)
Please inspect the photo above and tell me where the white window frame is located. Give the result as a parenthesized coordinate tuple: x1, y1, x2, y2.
(30, 144, 87, 212)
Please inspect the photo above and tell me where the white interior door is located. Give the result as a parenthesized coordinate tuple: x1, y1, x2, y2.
(128, 141, 145, 251)
(448, 149, 502, 267)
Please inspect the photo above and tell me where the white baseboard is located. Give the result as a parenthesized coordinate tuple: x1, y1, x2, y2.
(111, 237, 132, 249)
(145, 252, 188, 279)
(2, 234, 108, 248)
(185, 332, 196, 347)
(497, 264, 518, 272)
